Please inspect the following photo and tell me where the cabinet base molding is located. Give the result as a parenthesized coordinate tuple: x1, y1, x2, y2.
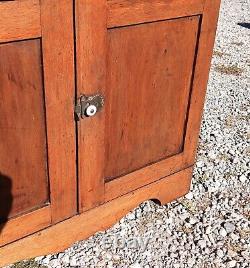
(0, 167, 192, 267)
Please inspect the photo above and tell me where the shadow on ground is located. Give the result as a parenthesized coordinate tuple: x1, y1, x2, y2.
(238, 22, 250, 29)
(0, 172, 13, 234)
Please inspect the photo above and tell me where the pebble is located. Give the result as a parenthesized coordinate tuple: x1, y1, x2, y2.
(206, 226, 212, 234)
(217, 249, 224, 258)
(69, 257, 78, 266)
(219, 227, 228, 237)
(113, 254, 120, 262)
(196, 161, 204, 168)
(130, 263, 142, 268)
(198, 240, 207, 249)
(224, 222, 236, 233)
(230, 233, 240, 241)
(239, 174, 248, 183)
(228, 249, 238, 258)
(227, 260, 237, 267)
(189, 217, 198, 225)
(185, 192, 194, 200)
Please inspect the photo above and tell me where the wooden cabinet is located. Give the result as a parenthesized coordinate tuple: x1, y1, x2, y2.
(0, 0, 77, 247)
(0, 0, 220, 266)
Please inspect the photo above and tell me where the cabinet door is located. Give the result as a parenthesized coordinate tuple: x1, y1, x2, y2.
(75, 0, 219, 211)
(0, 0, 76, 246)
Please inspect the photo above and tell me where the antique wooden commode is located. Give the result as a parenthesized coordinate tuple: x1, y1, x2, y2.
(0, 0, 220, 266)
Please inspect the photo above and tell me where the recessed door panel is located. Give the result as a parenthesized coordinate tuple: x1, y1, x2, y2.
(105, 17, 199, 181)
(0, 39, 49, 220)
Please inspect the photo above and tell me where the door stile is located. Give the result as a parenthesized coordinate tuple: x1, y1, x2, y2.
(183, 0, 221, 164)
(41, 0, 77, 222)
(75, 0, 107, 212)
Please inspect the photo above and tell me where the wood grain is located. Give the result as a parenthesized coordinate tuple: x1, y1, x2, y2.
(75, 0, 107, 212)
(107, 0, 205, 28)
(0, 39, 49, 219)
(105, 16, 199, 181)
(41, 0, 77, 222)
(0, 0, 41, 43)
(0, 167, 192, 267)
(183, 0, 221, 163)
(0, 206, 51, 247)
(105, 153, 192, 201)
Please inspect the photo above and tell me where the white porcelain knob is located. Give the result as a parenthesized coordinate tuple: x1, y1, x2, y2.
(85, 105, 97, 117)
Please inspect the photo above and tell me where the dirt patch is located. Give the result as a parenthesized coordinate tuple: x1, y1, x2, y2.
(214, 64, 244, 76)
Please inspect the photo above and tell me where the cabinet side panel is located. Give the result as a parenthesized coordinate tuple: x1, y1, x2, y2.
(0, 39, 49, 221)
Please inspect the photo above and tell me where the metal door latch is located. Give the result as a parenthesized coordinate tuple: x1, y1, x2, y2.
(74, 94, 104, 120)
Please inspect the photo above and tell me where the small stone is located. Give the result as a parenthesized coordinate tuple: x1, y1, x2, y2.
(227, 260, 237, 267)
(196, 161, 204, 168)
(187, 258, 196, 266)
(219, 227, 227, 237)
(241, 250, 249, 258)
(113, 254, 120, 262)
(70, 257, 78, 266)
(198, 240, 207, 249)
(130, 263, 142, 268)
(208, 234, 215, 245)
(230, 233, 239, 241)
(217, 249, 224, 258)
(239, 174, 248, 183)
(185, 192, 194, 200)
(42, 257, 50, 265)
(208, 151, 217, 159)
(127, 213, 136, 220)
(105, 252, 112, 261)
(97, 260, 106, 267)
(206, 226, 212, 234)
(170, 252, 178, 258)
(49, 259, 60, 267)
(170, 245, 177, 251)
(62, 255, 70, 263)
(228, 249, 237, 258)
(179, 213, 189, 221)
(224, 222, 235, 233)
(189, 217, 198, 225)
(35, 256, 44, 262)
(156, 219, 163, 225)
(204, 248, 210, 254)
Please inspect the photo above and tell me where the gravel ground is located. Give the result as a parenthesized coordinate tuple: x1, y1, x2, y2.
(10, 0, 250, 267)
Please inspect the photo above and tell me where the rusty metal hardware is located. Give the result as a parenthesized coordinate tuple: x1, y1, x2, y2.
(74, 94, 104, 120)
